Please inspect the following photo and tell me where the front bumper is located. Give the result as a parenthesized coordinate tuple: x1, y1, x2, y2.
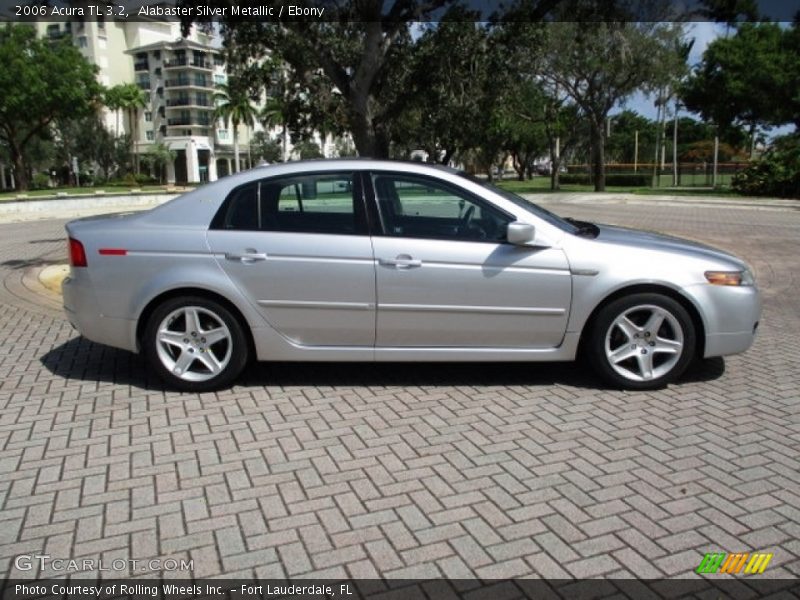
(685, 282, 761, 358)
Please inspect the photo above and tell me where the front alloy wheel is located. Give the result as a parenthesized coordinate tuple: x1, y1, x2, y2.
(589, 293, 695, 389)
(144, 297, 249, 392)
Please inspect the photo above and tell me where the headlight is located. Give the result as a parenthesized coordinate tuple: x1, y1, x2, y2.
(704, 270, 755, 286)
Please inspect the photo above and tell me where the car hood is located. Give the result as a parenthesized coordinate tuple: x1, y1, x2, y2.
(593, 224, 747, 269)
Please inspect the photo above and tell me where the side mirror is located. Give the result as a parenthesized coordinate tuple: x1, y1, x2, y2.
(507, 221, 536, 245)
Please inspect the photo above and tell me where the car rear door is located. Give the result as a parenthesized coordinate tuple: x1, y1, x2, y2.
(206, 171, 376, 347)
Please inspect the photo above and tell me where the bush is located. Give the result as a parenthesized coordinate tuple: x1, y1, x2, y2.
(559, 173, 591, 185)
(134, 173, 157, 185)
(732, 135, 800, 198)
(31, 172, 51, 190)
(605, 173, 652, 187)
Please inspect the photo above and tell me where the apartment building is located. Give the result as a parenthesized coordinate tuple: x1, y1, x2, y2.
(34, 10, 253, 184)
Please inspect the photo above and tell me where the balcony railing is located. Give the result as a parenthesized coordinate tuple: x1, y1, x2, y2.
(166, 97, 212, 107)
(167, 117, 211, 127)
(164, 58, 212, 70)
(163, 58, 187, 68)
(136, 80, 151, 90)
(165, 77, 211, 88)
(134, 61, 149, 71)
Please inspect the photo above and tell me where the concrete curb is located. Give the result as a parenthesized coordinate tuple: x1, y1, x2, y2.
(0, 193, 179, 223)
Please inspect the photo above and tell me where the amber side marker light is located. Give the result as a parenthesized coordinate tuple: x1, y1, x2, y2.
(705, 270, 753, 286)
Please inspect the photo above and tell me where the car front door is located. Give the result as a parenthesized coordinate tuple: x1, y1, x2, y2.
(206, 171, 376, 347)
(368, 171, 571, 348)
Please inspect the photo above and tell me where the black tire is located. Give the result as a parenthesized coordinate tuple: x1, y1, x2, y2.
(143, 296, 249, 392)
(588, 293, 696, 390)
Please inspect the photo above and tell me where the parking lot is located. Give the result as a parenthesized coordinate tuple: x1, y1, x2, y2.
(0, 196, 798, 580)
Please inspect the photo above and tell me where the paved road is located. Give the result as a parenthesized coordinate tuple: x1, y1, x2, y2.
(0, 198, 798, 579)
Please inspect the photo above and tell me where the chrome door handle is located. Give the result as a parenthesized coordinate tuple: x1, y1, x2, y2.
(380, 255, 422, 268)
(225, 251, 268, 263)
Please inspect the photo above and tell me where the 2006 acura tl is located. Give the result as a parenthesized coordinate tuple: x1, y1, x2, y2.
(63, 160, 761, 392)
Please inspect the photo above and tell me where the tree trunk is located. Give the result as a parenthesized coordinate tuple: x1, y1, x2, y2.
(589, 120, 605, 192)
(10, 144, 27, 191)
(513, 153, 525, 181)
(233, 126, 240, 173)
(347, 94, 390, 159)
(672, 101, 679, 186)
(133, 109, 140, 175)
(282, 123, 289, 162)
(549, 135, 561, 191)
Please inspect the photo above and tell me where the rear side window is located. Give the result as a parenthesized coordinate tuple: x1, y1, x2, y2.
(211, 172, 366, 235)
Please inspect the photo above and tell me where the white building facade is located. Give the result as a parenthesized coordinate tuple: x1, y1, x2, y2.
(33, 13, 251, 185)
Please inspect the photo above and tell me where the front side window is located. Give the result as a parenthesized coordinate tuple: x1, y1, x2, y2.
(212, 172, 364, 235)
(371, 173, 511, 242)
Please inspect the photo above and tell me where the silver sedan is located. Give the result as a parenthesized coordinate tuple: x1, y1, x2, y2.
(62, 160, 761, 392)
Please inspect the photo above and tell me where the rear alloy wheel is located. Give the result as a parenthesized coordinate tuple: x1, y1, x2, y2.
(589, 293, 695, 390)
(144, 297, 249, 392)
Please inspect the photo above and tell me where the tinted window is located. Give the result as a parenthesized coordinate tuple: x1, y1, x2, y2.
(371, 173, 511, 242)
(212, 173, 364, 235)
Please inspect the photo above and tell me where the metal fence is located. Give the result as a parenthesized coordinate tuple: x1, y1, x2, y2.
(567, 162, 751, 187)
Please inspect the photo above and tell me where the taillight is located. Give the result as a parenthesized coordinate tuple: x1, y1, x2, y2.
(68, 237, 87, 267)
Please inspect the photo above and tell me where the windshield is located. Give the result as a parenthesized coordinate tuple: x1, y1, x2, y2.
(457, 172, 579, 234)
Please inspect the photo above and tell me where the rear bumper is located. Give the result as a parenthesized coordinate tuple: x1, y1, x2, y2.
(705, 326, 758, 357)
(63, 275, 138, 353)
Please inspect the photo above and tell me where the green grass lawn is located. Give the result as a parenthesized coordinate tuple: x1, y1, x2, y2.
(0, 185, 182, 202)
(495, 177, 740, 197)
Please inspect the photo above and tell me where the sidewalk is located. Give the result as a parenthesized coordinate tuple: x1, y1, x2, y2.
(530, 192, 800, 211)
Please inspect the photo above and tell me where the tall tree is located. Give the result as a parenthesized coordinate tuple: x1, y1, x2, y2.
(538, 18, 686, 190)
(214, 78, 258, 172)
(52, 114, 119, 182)
(0, 25, 101, 190)
(682, 22, 798, 151)
(104, 85, 125, 137)
(181, 0, 560, 158)
(107, 83, 148, 174)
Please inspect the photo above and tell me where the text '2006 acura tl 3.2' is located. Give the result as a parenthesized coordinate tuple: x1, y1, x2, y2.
(63, 159, 761, 392)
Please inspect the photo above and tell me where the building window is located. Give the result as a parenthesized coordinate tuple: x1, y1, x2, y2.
(77, 36, 88, 48)
(145, 112, 153, 122)
(146, 131, 154, 141)
(214, 74, 226, 85)
(218, 129, 229, 140)
(214, 54, 224, 66)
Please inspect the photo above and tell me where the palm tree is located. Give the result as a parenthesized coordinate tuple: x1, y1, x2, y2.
(214, 80, 258, 172)
(260, 96, 290, 163)
(103, 85, 124, 137)
(114, 83, 147, 174)
(141, 142, 176, 184)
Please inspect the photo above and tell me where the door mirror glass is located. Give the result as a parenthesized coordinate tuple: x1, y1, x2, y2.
(507, 221, 536, 245)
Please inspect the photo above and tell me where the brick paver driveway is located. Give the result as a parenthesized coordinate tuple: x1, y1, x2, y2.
(1, 197, 798, 580)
